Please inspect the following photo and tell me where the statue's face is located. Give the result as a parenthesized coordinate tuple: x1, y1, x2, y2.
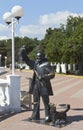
(36, 52, 44, 64)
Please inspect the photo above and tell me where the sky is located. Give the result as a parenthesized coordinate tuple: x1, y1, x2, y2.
(0, 0, 83, 40)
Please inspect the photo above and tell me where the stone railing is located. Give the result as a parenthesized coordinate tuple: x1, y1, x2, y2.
(0, 75, 32, 114)
(0, 67, 7, 74)
(0, 75, 21, 114)
(51, 63, 76, 74)
(0, 78, 9, 114)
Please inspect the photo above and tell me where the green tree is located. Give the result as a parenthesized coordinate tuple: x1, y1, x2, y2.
(62, 16, 83, 74)
(45, 28, 65, 63)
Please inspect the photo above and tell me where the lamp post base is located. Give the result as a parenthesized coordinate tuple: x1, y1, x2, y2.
(7, 75, 21, 112)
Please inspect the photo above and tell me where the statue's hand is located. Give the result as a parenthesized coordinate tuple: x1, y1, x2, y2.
(18, 45, 27, 63)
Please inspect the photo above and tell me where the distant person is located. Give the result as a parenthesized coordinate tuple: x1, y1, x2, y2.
(10, 64, 12, 70)
(20, 64, 23, 71)
(19, 46, 55, 122)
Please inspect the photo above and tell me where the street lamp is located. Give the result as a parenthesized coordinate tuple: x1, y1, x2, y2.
(0, 54, 2, 67)
(5, 56, 7, 68)
(3, 5, 24, 75)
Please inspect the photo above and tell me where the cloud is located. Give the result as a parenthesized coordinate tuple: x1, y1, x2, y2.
(20, 11, 83, 40)
(39, 11, 82, 26)
(0, 36, 10, 40)
(20, 25, 46, 35)
(1, 11, 83, 40)
(20, 24, 48, 39)
(0, 23, 11, 40)
(0, 23, 8, 32)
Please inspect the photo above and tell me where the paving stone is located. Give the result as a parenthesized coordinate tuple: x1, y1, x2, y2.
(0, 68, 83, 130)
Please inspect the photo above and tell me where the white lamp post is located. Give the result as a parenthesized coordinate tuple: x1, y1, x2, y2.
(3, 5, 24, 75)
(3, 6, 24, 112)
(5, 56, 7, 68)
(0, 54, 2, 67)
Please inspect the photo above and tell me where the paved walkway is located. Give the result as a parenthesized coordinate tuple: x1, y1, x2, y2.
(0, 69, 83, 130)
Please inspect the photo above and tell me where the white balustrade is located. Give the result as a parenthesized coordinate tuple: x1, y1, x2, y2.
(56, 63, 61, 73)
(0, 75, 21, 114)
(0, 78, 9, 113)
(0, 67, 6, 74)
(61, 63, 66, 73)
